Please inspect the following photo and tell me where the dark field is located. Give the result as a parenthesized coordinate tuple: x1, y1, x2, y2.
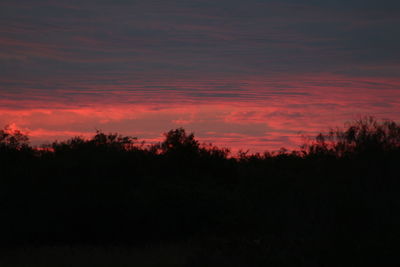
(1, 117, 399, 266)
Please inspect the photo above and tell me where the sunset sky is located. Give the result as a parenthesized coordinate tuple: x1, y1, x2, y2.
(1, 0, 400, 152)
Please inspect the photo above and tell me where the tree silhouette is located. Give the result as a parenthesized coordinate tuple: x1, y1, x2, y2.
(51, 130, 138, 154)
(0, 119, 399, 265)
(149, 128, 204, 164)
(0, 125, 30, 151)
(157, 128, 200, 154)
(302, 116, 400, 157)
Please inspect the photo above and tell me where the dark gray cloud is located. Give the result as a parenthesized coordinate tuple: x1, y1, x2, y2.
(1, 0, 399, 102)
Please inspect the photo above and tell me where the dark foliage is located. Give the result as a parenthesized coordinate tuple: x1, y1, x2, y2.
(1, 117, 399, 266)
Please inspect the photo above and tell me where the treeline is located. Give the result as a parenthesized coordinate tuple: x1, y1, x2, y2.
(1, 117, 400, 265)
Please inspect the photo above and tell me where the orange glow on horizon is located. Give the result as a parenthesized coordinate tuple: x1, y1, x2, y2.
(1, 75, 400, 153)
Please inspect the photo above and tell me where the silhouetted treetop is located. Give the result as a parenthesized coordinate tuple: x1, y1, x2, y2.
(303, 116, 400, 157)
(157, 128, 200, 155)
(1, 116, 399, 160)
(51, 130, 138, 153)
(154, 128, 231, 161)
(0, 125, 30, 151)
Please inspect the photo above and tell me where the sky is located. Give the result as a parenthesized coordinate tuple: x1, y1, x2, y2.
(1, 0, 400, 152)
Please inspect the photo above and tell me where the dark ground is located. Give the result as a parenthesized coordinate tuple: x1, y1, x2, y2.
(1, 119, 399, 266)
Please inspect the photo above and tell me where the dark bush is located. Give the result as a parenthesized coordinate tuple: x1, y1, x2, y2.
(0, 118, 399, 265)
